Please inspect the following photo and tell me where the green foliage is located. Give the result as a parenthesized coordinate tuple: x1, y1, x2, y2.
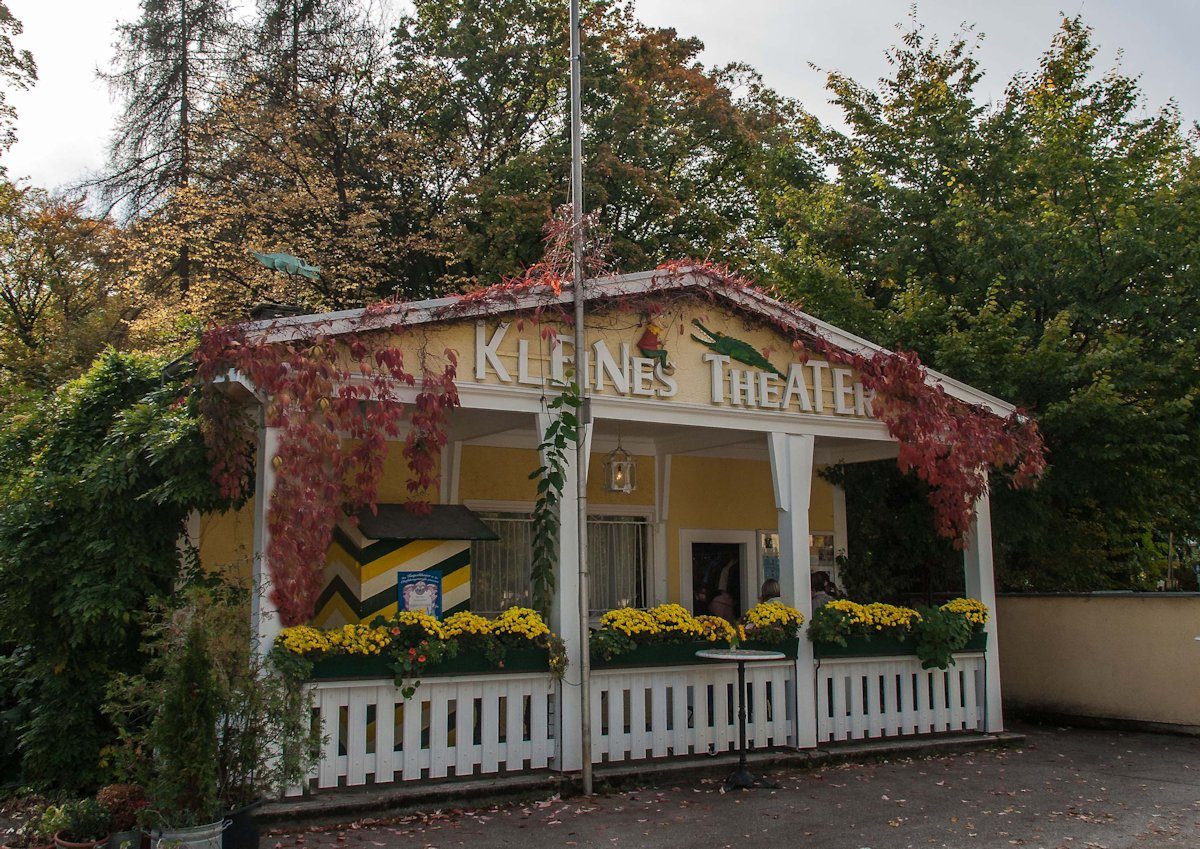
(588, 628, 635, 663)
(776, 16, 1200, 590)
(106, 584, 317, 815)
(804, 604, 859, 648)
(910, 606, 975, 671)
(42, 798, 112, 843)
(149, 620, 220, 825)
(825, 463, 962, 603)
(529, 379, 582, 617)
(0, 1, 35, 156)
(0, 350, 229, 791)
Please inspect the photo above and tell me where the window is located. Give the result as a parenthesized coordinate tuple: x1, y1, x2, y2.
(472, 512, 648, 615)
(809, 533, 836, 574)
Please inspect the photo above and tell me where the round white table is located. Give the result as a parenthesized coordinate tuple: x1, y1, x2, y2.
(695, 648, 786, 791)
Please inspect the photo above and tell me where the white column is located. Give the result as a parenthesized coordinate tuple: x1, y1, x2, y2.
(768, 432, 817, 749)
(251, 420, 282, 658)
(964, 483, 1004, 732)
(439, 440, 462, 505)
(831, 482, 848, 588)
(651, 452, 671, 605)
(539, 412, 592, 771)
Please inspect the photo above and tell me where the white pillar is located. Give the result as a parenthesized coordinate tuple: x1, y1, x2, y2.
(251, 420, 283, 658)
(768, 432, 817, 749)
(831, 482, 848, 588)
(651, 452, 671, 605)
(539, 412, 592, 771)
(964, 483, 1004, 733)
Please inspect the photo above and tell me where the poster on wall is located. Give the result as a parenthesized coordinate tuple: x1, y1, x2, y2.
(399, 571, 442, 618)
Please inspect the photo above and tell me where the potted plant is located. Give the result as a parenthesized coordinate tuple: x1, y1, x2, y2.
(590, 604, 715, 666)
(42, 800, 111, 849)
(142, 617, 225, 849)
(739, 602, 805, 655)
(205, 589, 317, 849)
(106, 582, 317, 849)
(96, 785, 146, 849)
(807, 599, 923, 657)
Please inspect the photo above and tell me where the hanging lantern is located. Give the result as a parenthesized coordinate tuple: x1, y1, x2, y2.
(604, 440, 637, 494)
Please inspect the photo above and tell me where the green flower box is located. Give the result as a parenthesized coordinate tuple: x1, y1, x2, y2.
(741, 639, 799, 659)
(309, 646, 550, 681)
(592, 640, 718, 668)
(963, 631, 988, 652)
(812, 631, 987, 659)
(429, 646, 550, 675)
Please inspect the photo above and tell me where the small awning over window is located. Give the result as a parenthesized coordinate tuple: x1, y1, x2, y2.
(350, 504, 500, 542)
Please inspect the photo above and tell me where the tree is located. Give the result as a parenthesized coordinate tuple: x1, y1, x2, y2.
(0, 183, 126, 405)
(102, 0, 233, 294)
(0, 1, 35, 158)
(771, 16, 1200, 590)
(380, 0, 806, 290)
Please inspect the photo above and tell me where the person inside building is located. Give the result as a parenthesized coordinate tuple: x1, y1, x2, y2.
(811, 570, 837, 608)
(759, 578, 781, 604)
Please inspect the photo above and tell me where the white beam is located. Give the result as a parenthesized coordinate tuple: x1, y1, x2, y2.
(652, 453, 672, 605)
(964, 483, 1003, 733)
(251, 421, 282, 658)
(768, 432, 817, 749)
(815, 441, 900, 466)
(540, 412, 592, 771)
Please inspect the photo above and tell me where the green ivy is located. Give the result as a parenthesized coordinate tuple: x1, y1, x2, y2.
(528, 380, 582, 617)
(0, 350, 232, 791)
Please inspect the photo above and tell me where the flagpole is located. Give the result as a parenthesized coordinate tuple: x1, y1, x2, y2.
(568, 0, 593, 796)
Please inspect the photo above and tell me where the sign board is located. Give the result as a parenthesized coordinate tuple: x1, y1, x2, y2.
(398, 571, 442, 618)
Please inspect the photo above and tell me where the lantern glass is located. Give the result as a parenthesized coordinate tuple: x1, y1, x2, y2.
(604, 446, 637, 494)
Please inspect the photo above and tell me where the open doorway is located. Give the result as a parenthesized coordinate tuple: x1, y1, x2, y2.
(691, 541, 743, 622)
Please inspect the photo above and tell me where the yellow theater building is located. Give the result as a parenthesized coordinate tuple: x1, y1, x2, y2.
(197, 267, 1012, 791)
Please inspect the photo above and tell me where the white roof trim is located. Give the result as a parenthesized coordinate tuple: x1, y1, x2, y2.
(240, 267, 1017, 417)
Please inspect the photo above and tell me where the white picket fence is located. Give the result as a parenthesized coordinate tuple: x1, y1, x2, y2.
(589, 660, 796, 762)
(815, 652, 986, 743)
(294, 671, 557, 794)
(296, 653, 986, 794)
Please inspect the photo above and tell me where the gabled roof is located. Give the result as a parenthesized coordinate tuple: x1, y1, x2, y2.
(241, 266, 1017, 417)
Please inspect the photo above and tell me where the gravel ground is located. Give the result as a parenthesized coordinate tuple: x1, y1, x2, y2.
(272, 722, 1200, 849)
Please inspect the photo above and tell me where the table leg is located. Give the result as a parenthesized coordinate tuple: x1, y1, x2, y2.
(723, 661, 778, 791)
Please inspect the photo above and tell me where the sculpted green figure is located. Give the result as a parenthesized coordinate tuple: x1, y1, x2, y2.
(690, 319, 783, 377)
(251, 251, 322, 281)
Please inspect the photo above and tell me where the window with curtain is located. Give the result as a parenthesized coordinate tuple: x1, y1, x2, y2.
(471, 512, 648, 615)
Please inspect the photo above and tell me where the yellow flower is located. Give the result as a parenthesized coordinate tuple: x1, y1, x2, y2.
(277, 626, 332, 656)
(599, 607, 660, 637)
(443, 611, 493, 637)
(491, 607, 550, 641)
(744, 601, 805, 629)
(695, 614, 736, 644)
(941, 597, 989, 626)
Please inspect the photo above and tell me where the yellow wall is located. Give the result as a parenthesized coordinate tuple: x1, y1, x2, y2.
(198, 501, 255, 584)
(998, 595, 1200, 729)
(200, 443, 834, 609)
(458, 444, 655, 508)
(665, 455, 835, 603)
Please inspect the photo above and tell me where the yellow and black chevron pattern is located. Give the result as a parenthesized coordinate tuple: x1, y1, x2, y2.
(313, 521, 472, 628)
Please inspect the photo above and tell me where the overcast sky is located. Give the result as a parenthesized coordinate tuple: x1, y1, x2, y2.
(4, 0, 1198, 194)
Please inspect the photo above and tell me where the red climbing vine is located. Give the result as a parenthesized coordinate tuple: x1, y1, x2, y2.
(653, 260, 1046, 544)
(195, 318, 459, 627)
(195, 214, 1044, 626)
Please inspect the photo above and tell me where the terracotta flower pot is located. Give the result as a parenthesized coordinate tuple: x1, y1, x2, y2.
(54, 833, 110, 849)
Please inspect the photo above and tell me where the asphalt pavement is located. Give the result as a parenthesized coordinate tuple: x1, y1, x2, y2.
(272, 722, 1200, 849)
